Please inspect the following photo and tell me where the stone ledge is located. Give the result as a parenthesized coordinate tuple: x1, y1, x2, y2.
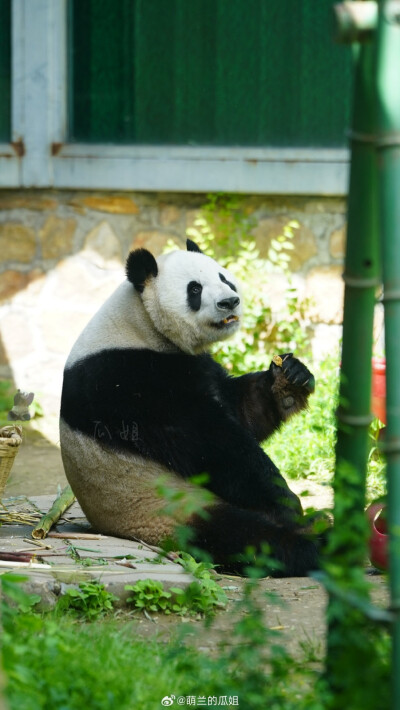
(0, 496, 194, 610)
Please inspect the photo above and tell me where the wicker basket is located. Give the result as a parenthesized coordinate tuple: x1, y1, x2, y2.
(0, 425, 22, 499)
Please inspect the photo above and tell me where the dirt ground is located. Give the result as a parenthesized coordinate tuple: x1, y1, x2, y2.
(4, 426, 389, 657)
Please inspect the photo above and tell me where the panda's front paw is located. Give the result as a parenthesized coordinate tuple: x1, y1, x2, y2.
(271, 353, 315, 394)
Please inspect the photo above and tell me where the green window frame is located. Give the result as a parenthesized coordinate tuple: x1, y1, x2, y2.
(0, 0, 11, 142)
(68, 0, 353, 149)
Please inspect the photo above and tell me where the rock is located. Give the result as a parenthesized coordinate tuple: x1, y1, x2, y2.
(74, 194, 140, 214)
(131, 230, 171, 255)
(83, 221, 122, 264)
(304, 197, 346, 214)
(0, 224, 36, 263)
(330, 226, 346, 259)
(0, 312, 34, 361)
(0, 269, 43, 302)
(159, 205, 181, 227)
(312, 323, 342, 362)
(0, 192, 57, 211)
(39, 216, 76, 259)
(306, 266, 344, 324)
(53, 255, 123, 306)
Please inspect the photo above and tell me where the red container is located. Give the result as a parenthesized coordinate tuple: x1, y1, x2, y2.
(366, 502, 388, 571)
(371, 356, 386, 424)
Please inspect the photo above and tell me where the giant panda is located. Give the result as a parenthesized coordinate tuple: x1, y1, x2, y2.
(60, 239, 322, 577)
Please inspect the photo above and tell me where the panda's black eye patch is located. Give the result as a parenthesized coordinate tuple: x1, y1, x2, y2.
(219, 273, 237, 293)
(187, 281, 202, 311)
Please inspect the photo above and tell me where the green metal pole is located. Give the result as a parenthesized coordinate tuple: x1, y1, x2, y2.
(326, 8, 380, 703)
(375, 1, 400, 706)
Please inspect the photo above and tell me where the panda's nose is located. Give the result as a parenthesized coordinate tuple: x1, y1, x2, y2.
(217, 296, 240, 311)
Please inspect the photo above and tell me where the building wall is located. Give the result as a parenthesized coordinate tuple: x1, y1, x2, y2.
(0, 189, 346, 441)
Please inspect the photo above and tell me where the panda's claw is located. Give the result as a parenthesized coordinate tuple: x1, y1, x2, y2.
(271, 354, 315, 393)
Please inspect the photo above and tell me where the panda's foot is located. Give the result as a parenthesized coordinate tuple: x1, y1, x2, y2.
(188, 503, 324, 578)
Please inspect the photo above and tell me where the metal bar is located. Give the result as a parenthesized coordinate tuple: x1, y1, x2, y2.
(375, 1, 400, 706)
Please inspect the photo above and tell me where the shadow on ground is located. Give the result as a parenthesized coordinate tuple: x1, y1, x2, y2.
(4, 425, 67, 497)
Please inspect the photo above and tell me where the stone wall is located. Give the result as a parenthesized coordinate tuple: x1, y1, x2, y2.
(0, 189, 346, 442)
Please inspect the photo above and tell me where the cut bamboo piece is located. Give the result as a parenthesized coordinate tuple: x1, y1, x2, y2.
(32, 485, 76, 539)
(0, 560, 52, 569)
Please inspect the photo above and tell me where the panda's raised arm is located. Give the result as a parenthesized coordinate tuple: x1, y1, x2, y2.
(221, 354, 315, 442)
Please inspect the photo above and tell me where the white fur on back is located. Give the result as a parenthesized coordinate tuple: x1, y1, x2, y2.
(66, 281, 176, 367)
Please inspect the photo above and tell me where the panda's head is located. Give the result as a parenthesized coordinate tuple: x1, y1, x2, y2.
(126, 239, 242, 353)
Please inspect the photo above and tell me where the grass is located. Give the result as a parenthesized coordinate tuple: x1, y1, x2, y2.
(2, 576, 328, 710)
(2, 576, 389, 710)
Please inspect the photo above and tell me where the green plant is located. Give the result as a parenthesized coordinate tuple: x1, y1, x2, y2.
(125, 554, 227, 616)
(367, 417, 387, 501)
(125, 579, 174, 614)
(0, 573, 41, 618)
(55, 581, 117, 620)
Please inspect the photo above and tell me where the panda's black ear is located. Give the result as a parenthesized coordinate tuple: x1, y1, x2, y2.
(126, 249, 158, 293)
(186, 238, 204, 254)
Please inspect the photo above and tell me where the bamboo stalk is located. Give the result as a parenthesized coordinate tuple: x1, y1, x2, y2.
(375, 3, 400, 706)
(31, 485, 76, 540)
(327, 7, 380, 701)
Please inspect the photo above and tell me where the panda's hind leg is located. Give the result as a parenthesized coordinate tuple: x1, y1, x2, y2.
(188, 503, 323, 578)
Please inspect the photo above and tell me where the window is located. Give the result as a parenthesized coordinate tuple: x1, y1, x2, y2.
(69, 0, 352, 148)
(0, 0, 352, 194)
(0, 0, 11, 142)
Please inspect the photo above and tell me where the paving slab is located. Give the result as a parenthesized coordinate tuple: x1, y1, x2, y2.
(0, 495, 194, 609)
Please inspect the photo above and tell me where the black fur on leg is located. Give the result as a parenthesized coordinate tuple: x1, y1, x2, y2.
(187, 503, 323, 578)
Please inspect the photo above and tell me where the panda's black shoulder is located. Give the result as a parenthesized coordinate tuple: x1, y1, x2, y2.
(60, 347, 228, 436)
(62, 348, 226, 401)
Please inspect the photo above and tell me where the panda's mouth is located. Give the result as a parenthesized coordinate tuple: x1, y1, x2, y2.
(212, 315, 239, 329)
